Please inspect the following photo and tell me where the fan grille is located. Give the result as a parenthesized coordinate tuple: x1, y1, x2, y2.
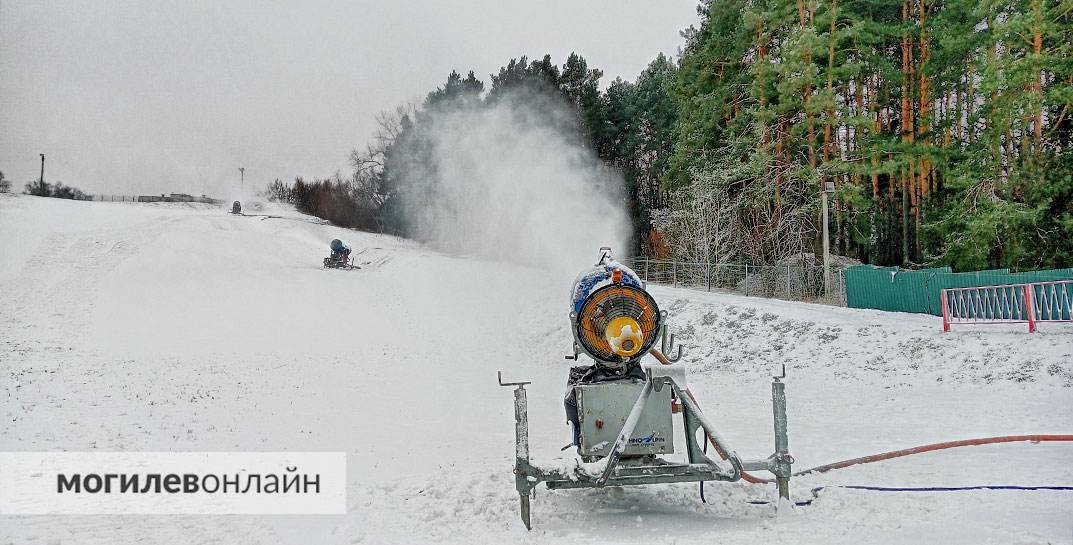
(576, 284, 661, 363)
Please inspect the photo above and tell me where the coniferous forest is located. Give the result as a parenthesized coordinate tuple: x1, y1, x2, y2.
(280, 0, 1072, 272)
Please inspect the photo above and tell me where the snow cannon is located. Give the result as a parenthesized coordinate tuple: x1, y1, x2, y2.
(323, 239, 357, 270)
(498, 247, 795, 530)
(568, 248, 662, 366)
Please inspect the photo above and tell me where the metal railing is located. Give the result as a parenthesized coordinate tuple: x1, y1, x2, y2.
(91, 195, 137, 202)
(628, 257, 846, 306)
(942, 280, 1073, 332)
(1032, 280, 1073, 324)
(89, 194, 224, 205)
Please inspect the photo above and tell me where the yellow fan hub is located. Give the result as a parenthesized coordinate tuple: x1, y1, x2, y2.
(605, 316, 644, 358)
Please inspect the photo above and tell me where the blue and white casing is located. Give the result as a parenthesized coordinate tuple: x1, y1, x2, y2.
(569, 258, 645, 315)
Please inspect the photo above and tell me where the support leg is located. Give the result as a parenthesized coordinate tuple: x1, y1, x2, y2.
(776, 477, 790, 501)
(520, 493, 531, 530)
(771, 374, 792, 503)
(505, 377, 536, 530)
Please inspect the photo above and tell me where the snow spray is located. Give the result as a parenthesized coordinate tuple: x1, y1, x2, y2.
(395, 89, 630, 283)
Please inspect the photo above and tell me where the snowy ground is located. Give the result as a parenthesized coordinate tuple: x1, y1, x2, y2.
(1, 193, 1070, 544)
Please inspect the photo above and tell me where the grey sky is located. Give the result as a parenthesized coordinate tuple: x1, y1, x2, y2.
(1, 1, 699, 197)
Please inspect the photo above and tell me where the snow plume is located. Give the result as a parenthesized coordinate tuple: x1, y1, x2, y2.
(395, 90, 630, 281)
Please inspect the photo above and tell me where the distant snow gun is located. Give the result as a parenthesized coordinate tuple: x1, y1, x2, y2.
(323, 239, 358, 270)
(498, 247, 794, 530)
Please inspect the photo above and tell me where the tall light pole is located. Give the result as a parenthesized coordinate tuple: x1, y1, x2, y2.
(238, 167, 245, 196)
(821, 180, 834, 297)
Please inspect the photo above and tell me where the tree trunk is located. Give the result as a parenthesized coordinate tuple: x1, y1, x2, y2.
(916, 0, 929, 259)
(1031, 0, 1044, 153)
(900, 0, 916, 264)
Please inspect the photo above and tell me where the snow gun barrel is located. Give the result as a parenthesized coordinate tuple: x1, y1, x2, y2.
(568, 248, 662, 368)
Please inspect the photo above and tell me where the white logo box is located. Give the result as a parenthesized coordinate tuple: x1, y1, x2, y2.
(0, 452, 346, 514)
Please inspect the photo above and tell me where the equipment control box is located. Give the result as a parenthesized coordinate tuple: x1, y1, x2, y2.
(576, 380, 674, 457)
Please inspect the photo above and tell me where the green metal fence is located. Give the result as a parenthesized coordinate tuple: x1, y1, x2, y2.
(844, 265, 1073, 315)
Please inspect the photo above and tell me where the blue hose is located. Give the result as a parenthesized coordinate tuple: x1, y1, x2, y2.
(828, 484, 1073, 492)
(745, 484, 1073, 506)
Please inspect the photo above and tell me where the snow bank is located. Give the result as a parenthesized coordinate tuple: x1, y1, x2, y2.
(652, 285, 1072, 387)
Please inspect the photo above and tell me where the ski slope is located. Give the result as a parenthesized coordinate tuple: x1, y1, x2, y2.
(1, 193, 1070, 544)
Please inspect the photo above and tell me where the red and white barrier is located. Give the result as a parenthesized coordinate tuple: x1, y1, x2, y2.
(941, 280, 1073, 332)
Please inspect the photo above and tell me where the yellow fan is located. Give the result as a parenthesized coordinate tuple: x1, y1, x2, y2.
(573, 284, 661, 366)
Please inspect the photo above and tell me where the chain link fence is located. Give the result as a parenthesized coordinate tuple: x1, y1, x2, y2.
(89, 194, 224, 204)
(627, 257, 847, 306)
(91, 195, 137, 202)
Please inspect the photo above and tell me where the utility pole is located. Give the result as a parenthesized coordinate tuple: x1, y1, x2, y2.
(821, 181, 834, 297)
(39, 154, 45, 184)
(238, 167, 245, 196)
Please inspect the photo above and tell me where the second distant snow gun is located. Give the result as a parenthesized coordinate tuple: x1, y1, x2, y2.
(323, 239, 358, 270)
(498, 247, 794, 530)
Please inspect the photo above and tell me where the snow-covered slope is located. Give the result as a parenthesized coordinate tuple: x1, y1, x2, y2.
(1, 194, 1070, 544)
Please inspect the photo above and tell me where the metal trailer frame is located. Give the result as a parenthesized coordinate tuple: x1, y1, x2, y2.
(498, 367, 793, 530)
(322, 255, 358, 270)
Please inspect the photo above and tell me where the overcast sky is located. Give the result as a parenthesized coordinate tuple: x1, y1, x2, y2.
(1, 1, 699, 197)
